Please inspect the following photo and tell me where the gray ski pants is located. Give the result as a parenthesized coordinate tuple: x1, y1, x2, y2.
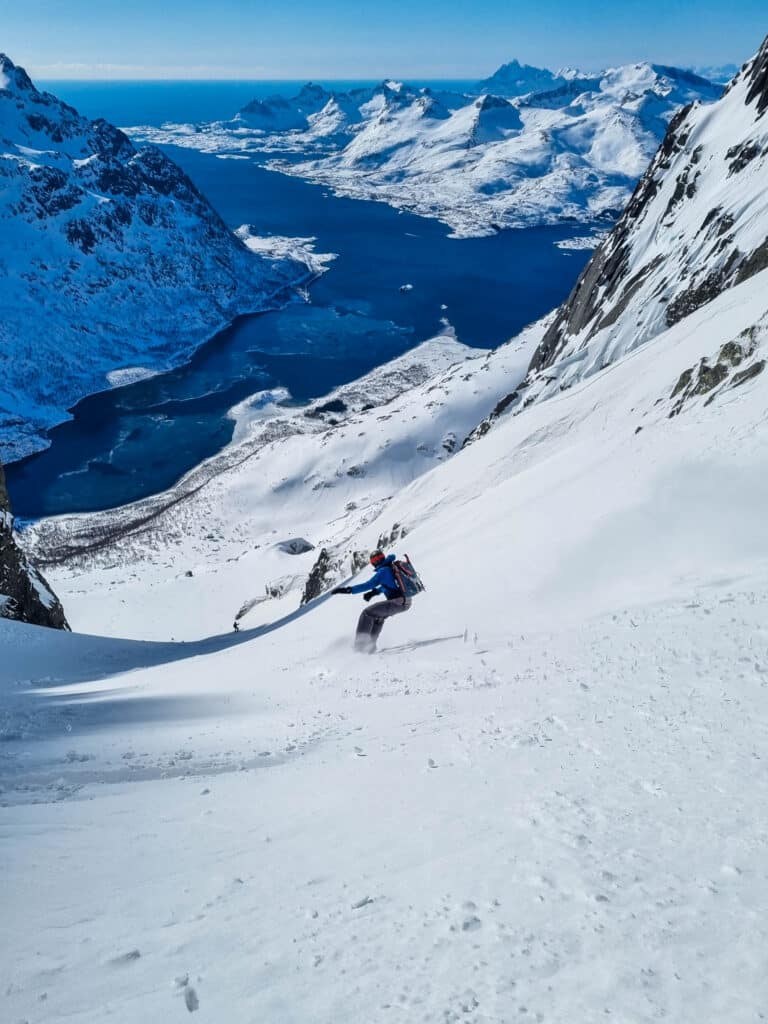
(355, 595, 412, 651)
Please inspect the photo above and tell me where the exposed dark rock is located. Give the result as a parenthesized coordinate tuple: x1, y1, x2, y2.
(745, 34, 768, 116)
(718, 341, 744, 366)
(663, 163, 699, 219)
(0, 460, 69, 629)
(730, 359, 765, 388)
(668, 357, 729, 416)
(300, 548, 341, 605)
(462, 389, 521, 447)
(665, 250, 741, 326)
(726, 141, 761, 174)
(304, 398, 348, 419)
(691, 360, 729, 395)
(65, 218, 98, 254)
(667, 334, 761, 415)
(700, 206, 721, 231)
(595, 256, 665, 332)
(670, 367, 694, 399)
(29, 165, 80, 216)
(376, 522, 408, 550)
(531, 103, 696, 373)
(735, 237, 768, 284)
(277, 537, 315, 555)
(350, 550, 369, 574)
(299, 543, 372, 605)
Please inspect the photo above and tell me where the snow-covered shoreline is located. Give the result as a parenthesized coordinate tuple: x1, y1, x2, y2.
(127, 63, 721, 239)
(0, 56, 323, 464)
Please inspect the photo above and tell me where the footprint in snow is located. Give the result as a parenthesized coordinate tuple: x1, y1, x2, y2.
(175, 975, 199, 1013)
(108, 949, 141, 966)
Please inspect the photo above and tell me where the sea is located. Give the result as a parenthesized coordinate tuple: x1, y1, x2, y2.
(7, 80, 593, 519)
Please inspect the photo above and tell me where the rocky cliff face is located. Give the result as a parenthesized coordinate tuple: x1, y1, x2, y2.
(0, 54, 306, 461)
(528, 35, 768, 385)
(0, 461, 67, 628)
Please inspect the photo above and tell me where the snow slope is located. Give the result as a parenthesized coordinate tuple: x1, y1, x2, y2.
(130, 63, 721, 238)
(3, 265, 768, 1023)
(0, 55, 313, 461)
(3, 40, 768, 1024)
(23, 324, 544, 640)
(524, 35, 768, 400)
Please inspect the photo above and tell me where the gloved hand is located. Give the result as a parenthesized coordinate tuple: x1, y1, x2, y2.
(332, 586, 352, 595)
(363, 590, 378, 602)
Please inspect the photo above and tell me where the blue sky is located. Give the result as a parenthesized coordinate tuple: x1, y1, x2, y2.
(4, 0, 766, 79)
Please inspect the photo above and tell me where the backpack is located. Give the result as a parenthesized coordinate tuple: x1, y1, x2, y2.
(391, 554, 426, 598)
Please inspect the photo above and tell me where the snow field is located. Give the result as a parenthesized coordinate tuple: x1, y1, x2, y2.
(2, 576, 767, 1023)
(3, 45, 768, 1015)
(3, 263, 768, 1021)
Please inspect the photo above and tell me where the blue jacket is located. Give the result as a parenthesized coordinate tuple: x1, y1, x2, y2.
(349, 554, 401, 599)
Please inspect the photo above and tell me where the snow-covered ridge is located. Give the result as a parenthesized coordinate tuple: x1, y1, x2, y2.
(474, 34, 768, 416)
(0, 54, 314, 462)
(128, 62, 721, 239)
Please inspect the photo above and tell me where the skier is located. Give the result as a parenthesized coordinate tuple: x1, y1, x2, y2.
(332, 550, 413, 653)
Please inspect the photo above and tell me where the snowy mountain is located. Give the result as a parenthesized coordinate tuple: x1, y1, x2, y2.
(131, 64, 721, 238)
(0, 458, 66, 628)
(0, 55, 313, 462)
(507, 35, 768, 406)
(278, 63, 721, 237)
(476, 58, 567, 97)
(3, 40, 768, 1024)
(4, 134, 768, 1024)
(239, 82, 339, 131)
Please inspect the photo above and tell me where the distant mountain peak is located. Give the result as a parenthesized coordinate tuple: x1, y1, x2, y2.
(0, 52, 35, 94)
(477, 59, 566, 97)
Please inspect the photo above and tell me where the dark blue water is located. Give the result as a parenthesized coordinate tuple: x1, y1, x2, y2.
(38, 79, 479, 127)
(8, 83, 593, 519)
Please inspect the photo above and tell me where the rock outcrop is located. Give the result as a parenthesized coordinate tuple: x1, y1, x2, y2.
(0, 461, 68, 628)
